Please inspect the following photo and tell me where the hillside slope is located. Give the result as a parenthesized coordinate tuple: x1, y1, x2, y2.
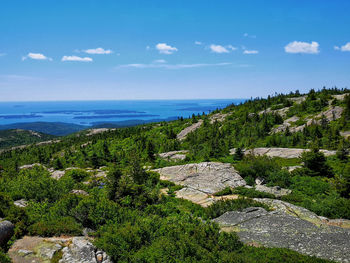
(0, 129, 56, 150)
(0, 87, 349, 263)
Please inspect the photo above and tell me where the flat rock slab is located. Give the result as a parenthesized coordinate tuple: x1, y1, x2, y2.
(158, 150, 189, 161)
(153, 162, 246, 194)
(174, 187, 240, 207)
(255, 185, 291, 197)
(230, 147, 336, 158)
(213, 207, 350, 263)
(177, 120, 203, 141)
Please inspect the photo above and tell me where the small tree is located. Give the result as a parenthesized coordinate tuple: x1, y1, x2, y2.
(233, 147, 244, 161)
(301, 148, 333, 177)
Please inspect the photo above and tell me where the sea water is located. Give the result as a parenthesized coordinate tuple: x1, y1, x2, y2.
(0, 99, 245, 126)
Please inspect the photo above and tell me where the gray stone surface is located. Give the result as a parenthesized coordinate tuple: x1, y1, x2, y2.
(230, 147, 336, 159)
(14, 199, 28, 208)
(59, 237, 111, 263)
(9, 236, 111, 263)
(255, 185, 291, 197)
(177, 120, 203, 141)
(158, 150, 189, 161)
(213, 207, 350, 263)
(153, 162, 246, 194)
(0, 220, 14, 246)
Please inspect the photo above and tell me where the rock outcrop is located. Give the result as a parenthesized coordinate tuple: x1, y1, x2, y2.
(9, 236, 111, 263)
(153, 162, 246, 194)
(60, 237, 111, 263)
(271, 106, 344, 134)
(230, 147, 336, 159)
(0, 220, 14, 246)
(177, 120, 203, 141)
(158, 150, 189, 161)
(255, 185, 291, 197)
(213, 206, 350, 263)
(153, 162, 246, 206)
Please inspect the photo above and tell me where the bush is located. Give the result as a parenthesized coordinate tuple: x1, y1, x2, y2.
(235, 156, 281, 184)
(300, 149, 333, 177)
(28, 216, 82, 237)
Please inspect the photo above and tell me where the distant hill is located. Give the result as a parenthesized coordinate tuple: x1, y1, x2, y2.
(0, 129, 56, 149)
(0, 117, 181, 136)
(0, 122, 87, 136)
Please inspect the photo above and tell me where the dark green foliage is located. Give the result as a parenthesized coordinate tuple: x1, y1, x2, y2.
(0, 250, 11, 263)
(0, 129, 55, 150)
(300, 148, 333, 177)
(235, 155, 281, 185)
(28, 216, 82, 237)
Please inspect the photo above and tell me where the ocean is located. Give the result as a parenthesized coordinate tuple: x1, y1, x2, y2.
(0, 99, 245, 127)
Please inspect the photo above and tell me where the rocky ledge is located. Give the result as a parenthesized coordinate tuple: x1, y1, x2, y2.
(153, 162, 246, 194)
(213, 207, 350, 263)
(230, 147, 336, 159)
(153, 162, 246, 206)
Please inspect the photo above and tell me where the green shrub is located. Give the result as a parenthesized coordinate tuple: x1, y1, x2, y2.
(28, 216, 82, 237)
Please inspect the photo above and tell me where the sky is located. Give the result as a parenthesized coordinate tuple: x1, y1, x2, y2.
(0, 0, 349, 101)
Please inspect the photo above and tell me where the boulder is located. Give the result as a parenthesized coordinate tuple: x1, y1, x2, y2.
(71, 190, 89, 196)
(153, 162, 246, 194)
(213, 207, 350, 263)
(59, 237, 111, 263)
(14, 199, 28, 208)
(9, 236, 111, 263)
(51, 170, 65, 180)
(0, 220, 14, 246)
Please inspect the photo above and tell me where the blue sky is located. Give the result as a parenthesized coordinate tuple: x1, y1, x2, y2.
(0, 0, 349, 101)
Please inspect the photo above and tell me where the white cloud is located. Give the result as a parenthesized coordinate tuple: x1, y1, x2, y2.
(146, 46, 150, 50)
(284, 41, 319, 54)
(156, 43, 178, 54)
(210, 44, 229, 53)
(243, 33, 256, 38)
(334, 42, 350, 52)
(61, 55, 93, 62)
(117, 62, 233, 69)
(84, 47, 113, 54)
(243, 50, 259, 54)
(22, 53, 52, 61)
(195, 41, 202, 45)
(153, 59, 166, 63)
(209, 44, 237, 53)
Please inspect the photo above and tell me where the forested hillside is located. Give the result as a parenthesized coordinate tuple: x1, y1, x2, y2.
(0, 87, 349, 262)
(0, 129, 56, 150)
